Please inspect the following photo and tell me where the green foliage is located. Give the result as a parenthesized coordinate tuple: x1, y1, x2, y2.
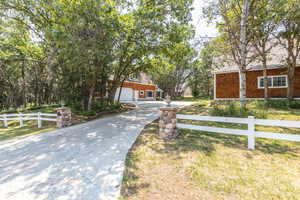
(78, 110, 97, 117)
(0, 0, 195, 110)
(188, 42, 215, 98)
(0, 104, 60, 114)
(210, 102, 267, 119)
(91, 101, 121, 113)
(261, 100, 300, 109)
(289, 100, 300, 109)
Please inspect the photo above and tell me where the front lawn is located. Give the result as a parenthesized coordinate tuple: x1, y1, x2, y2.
(120, 100, 300, 200)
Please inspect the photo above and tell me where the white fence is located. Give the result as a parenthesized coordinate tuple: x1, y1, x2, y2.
(177, 114, 300, 150)
(0, 113, 57, 128)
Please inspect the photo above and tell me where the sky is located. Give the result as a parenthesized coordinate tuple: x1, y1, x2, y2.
(191, 0, 219, 38)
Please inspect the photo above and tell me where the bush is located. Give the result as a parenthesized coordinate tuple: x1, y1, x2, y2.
(265, 100, 289, 109)
(262, 100, 300, 109)
(289, 100, 300, 109)
(79, 110, 97, 117)
(91, 100, 121, 113)
(210, 102, 267, 119)
(210, 103, 241, 117)
(0, 104, 60, 114)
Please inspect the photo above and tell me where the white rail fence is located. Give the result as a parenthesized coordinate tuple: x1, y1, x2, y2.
(0, 113, 57, 128)
(177, 114, 300, 150)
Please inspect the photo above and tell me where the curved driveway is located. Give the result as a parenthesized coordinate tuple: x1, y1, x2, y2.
(0, 101, 193, 200)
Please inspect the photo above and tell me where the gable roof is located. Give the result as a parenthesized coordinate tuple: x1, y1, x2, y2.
(214, 44, 300, 73)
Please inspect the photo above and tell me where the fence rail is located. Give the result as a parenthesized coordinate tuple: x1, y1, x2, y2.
(0, 112, 57, 128)
(176, 114, 300, 150)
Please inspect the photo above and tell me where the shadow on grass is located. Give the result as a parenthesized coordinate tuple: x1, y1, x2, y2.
(0, 121, 55, 141)
(148, 122, 300, 159)
(120, 122, 157, 198)
(121, 119, 300, 199)
(174, 129, 299, 156)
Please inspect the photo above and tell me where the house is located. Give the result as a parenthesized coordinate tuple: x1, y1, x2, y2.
(114, 81, 158, 101)
(94, 73, 162, 101)
(214, 46, 300, 100)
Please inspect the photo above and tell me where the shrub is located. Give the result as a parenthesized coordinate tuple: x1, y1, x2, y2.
(265, 100, 289, 109)
(79, 110, 97, 117)
(91, 101, 121, 113)
(210, 102, 267, 119)
(289, 100, 300, 109)
(263, 100, 300, 109)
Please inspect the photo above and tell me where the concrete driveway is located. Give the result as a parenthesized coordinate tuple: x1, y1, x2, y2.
(0, 101, 193, 200)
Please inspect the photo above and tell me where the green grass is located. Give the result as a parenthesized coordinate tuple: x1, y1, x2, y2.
(0, 120, 57, 141)
(0, 107, 58, 141)
(121, 99, 300, 200)
(0, 103, 131, 142)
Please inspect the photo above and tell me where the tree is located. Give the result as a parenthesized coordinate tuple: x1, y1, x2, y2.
(150, 41, 196, 97)
(275, 0, 300, 100)
(0, 0, 195, 110)
(204, 0, 253, 106)
(188, 42, 214, 98)
(248, 0, 278, 100)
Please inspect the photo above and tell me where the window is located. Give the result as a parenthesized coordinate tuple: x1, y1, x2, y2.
(146, 91, 153, 98)
(273, 76, 287, 87)
(258, 75, 287, 89)
(259, 77, 272, 88)
(139, 90, 145, 95)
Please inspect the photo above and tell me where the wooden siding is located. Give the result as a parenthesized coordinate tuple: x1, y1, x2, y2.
(216, 72, 240, 98)
(216, 67, 300, 99)
(122, 81, 156, 98)
(122, 82, 156, 91)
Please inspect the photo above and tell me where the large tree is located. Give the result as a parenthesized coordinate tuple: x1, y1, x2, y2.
(248, 0, 278, 100)
(204, 0, 253, 106)
(188, 41, 214, 98)
(275, 0, 300, 100)
(0, 0, 195, 110)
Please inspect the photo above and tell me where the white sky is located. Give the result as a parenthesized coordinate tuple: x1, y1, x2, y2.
(192, 0, 219, 38)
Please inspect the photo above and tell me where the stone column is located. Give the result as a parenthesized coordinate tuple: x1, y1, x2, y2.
(159, 107, 178, 139)
(57, 107, 72, 128)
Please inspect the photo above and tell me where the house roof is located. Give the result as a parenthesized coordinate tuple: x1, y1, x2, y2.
(214, 44, 300, 73)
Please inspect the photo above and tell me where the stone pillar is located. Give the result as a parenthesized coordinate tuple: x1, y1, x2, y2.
(159, 107, 178, 139)
(57, 107, 72, 128)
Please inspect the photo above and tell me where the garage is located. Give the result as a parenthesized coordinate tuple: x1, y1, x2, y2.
(114, 87, 135, 101)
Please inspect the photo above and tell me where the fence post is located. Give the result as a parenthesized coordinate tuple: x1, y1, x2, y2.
(19, 113, 24, 127)
(38, 112, 42, 128)
(3, 114, 8, 127)
(248, 116, 255, 150)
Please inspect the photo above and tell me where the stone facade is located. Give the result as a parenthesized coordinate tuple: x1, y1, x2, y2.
(57, 107, 72, 128)
(159, 107, 178, 139)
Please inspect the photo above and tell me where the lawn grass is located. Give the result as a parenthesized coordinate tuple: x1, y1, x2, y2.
(0, 107, 59, 141)
(120, 99, 300, 200)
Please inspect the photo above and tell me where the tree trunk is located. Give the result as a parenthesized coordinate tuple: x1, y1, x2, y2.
(87, 86, 95, 111)
(239, 0, 250, 108)
(239, 70, 247, 106)
(262, 57, 268, 100)
(287, 65, 295, 100)
(117, 79, 126, 103)
(108, 83, 118, 104)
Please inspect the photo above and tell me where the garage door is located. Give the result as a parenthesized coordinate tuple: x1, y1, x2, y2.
(114, 87, 134, 101)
